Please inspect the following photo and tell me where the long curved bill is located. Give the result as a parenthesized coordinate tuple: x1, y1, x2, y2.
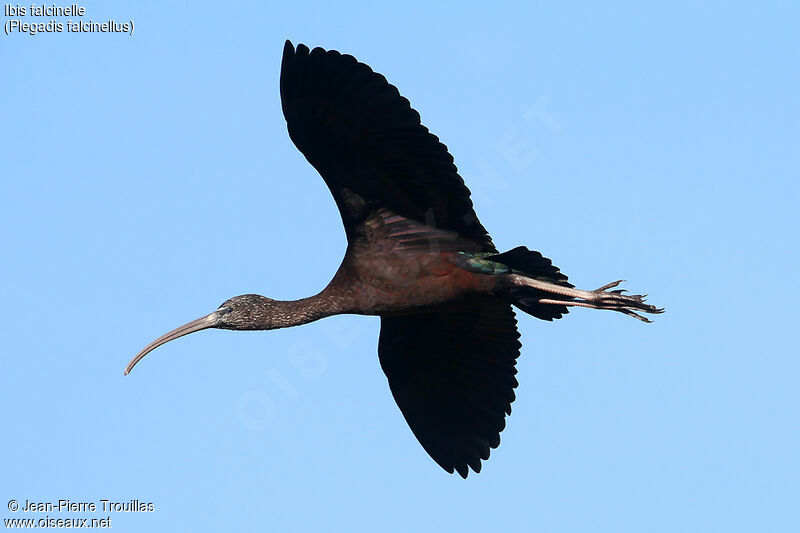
(124, 310, 224, 375)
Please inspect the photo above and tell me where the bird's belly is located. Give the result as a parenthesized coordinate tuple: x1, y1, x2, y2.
(344, 252, 497, 315)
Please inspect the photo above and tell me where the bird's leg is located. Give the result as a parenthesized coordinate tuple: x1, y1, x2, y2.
(509, 275, 664, 322)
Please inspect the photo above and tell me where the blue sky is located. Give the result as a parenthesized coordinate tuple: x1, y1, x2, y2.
(2, 1, 798, 531)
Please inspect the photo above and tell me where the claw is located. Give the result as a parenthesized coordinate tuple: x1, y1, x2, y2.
(586, 279, 664, 321)
(596, 280, 624, 291)
(620, 309, 653, 323)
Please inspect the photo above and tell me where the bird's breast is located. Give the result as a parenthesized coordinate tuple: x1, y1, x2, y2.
(336, 251, 498, 315)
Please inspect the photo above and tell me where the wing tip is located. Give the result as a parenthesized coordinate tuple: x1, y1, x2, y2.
(283, 40, 313, 60)
(283, 39, 295, 59)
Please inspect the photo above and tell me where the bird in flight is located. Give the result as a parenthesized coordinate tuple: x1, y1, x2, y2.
(126, 41, 663, 478)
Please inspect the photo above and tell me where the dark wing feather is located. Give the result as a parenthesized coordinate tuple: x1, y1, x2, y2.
(362, 208, 486, 253)
(280, 40, 496, 252)
(378, 300, 521, 477)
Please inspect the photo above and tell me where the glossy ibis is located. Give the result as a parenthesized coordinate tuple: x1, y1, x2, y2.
(126, 41, 663, 478)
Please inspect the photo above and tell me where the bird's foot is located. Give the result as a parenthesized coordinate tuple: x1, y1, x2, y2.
(534, 279, 664, 322)
(582, 280, 664, 322)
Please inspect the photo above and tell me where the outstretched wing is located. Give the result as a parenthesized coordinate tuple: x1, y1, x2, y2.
(378, 300, 521, 477)
(280, 41, 496, 252)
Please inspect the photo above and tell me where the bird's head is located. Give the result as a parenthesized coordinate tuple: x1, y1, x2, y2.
(216, 294, 281, 330)
(124, 294, 278, 375)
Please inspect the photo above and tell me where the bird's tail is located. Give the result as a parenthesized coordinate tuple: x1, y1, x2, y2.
(488, 246, 573, 321)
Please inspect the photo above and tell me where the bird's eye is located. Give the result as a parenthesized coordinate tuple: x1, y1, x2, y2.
(218, 306, 233, 314)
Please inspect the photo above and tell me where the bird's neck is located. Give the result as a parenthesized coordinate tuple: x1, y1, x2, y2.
(270, 294, 342, 329)
(227, 289, 347, 331)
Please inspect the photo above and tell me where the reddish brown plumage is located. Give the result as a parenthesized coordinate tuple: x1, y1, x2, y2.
(326, 248, 502, 316)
